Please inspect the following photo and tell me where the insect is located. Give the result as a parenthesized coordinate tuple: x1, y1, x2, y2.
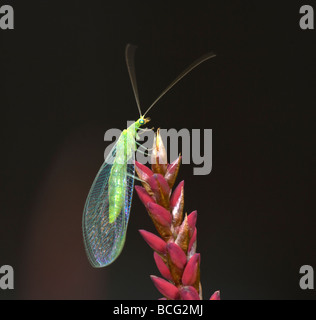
(82, 44, 216, 267)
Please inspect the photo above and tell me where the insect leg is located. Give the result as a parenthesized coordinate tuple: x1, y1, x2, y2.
(126, 171, 146, 183)
(135, 141, 154, 151)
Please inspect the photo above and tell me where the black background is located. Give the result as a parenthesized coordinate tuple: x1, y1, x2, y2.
(0, 1, 315, 299)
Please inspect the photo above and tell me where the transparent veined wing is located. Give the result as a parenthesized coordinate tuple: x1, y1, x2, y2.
(82, 146, 135, 267)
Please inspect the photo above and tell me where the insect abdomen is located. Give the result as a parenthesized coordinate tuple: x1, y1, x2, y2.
(108, 127, 137, 224)
(108, 161, 126, 223)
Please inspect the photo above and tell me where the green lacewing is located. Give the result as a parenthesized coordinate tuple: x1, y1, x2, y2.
(82, 44, 215, 267)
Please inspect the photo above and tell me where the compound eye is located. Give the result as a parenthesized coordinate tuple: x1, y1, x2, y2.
(139, 119, 145, 125)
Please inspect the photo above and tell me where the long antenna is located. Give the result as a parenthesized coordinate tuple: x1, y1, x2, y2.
(143, 51, 216, 117)
(125, 44, 142, 117)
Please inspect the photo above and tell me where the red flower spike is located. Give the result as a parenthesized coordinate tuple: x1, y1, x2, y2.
(153, 252, 173, 281)
(210, 291, 220, 300)
(170, 181, 184, 227)
(164, 156, 182, 188)
(182, 253, 200, 286)
(147, 202, 172, 226)
(150, 275, 180, 300)
(135, 130, 220, 300)
(180, 286, 201, 300)
(167, 243, 187, 270)
(139, 230, 167, 254)
(135, 186, 155, 207)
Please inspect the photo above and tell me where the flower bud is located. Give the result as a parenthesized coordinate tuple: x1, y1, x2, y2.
(150, 275, 180, 300)
(179, 286, 200, 300)
(139, 230, 167, 254)
(151, 129, 168, 175)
